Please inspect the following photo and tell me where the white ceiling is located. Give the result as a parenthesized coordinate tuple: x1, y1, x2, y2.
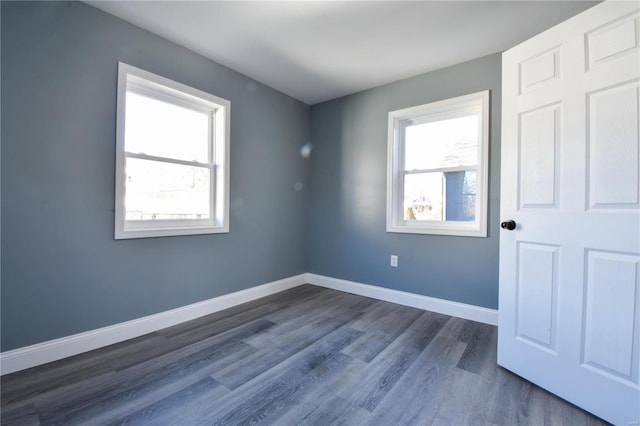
(87, 1, 598, 105)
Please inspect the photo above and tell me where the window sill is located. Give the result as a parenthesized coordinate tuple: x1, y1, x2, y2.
(386, 223, 487, 238)
(115, 224, 229, 240)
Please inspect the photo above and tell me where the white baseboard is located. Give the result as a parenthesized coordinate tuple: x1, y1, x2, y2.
(0, 274, 306, 376)
(305, 273, 498, 326)
(2, 272, 497, 376)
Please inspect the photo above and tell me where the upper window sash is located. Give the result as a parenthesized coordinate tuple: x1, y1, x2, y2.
(127, 81, 218, 117)
(399, 104, 482, 128)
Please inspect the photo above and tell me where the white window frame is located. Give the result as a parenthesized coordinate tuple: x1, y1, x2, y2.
(114, 62, 230, 239)
(386, 91, 489, 237)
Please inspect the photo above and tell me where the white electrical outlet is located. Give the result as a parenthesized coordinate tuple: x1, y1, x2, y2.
(390, 255, 398, 267)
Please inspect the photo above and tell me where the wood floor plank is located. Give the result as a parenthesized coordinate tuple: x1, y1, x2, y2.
(157, 284, 323, 338)
(357, 312, 450, 411)
(457, 319, 480, 343)
(341, 304, 424, 362)
(30, 318, 275, 423)
(0, 403, 41, 426)
(484, 367, 608, 426)
(260, 288, 350, 325)
(337, 310, 450, 412)
(0, 333, 168, 405)
(348, 299, 402, 332)
(330, 401, 372, 426)
(232, 352, 357, 425)
(529, 385, 609, 426)
(158, 300, 284, 343)
(485, 366, 536, 425)
(456, 322, 498, 379)
(368, 336, 467, 425)
(295, 395, 356, 426)
(36, 339, 259, 424)
(244, 293, 367, 348)
(429, 368, 493, 425)
(114, 377, 228, 426)
(274, 357, 368, 426)
(212, 308, 362, 390)
(0, 285, 611, 426)
(435, 316, 467, 340)
(196, 327, 363, 425)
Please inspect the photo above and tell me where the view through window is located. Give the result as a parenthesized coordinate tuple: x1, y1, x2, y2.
(124, 91, 212, 221)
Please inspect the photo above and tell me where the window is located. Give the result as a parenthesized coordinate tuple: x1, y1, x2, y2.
(115, 63, 230, 239)
(387, 91, 489, 237)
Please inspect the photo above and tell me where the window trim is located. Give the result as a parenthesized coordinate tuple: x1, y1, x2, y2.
(114, 62, 230, 239)
(386, 90, 490, 237)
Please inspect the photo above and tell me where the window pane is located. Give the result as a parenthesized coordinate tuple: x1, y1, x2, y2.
(404, 172, 444, 221)
(125, 92, 209, 163)
(443, 170, 476, 222)
(404, 115, 478, 170)
(125, 158, 210, 221)
(404, 170, 476, 222)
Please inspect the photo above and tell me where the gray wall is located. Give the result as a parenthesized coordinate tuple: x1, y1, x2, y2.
(308, 54, 502, 309)
(1, 1, 310, 351)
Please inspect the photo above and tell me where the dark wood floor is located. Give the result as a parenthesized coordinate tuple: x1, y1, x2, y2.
(1, 284, 608, 425)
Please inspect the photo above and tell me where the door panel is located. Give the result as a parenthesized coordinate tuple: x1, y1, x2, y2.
(515, 242, 559, 350)
(586, 12, 639, 69)
(583, 250, 639, 381)
(588, 81, 639, 208)
(519, 104, 560, 208)
(499, 2, 640, 424)
(520, 47, 561, 93)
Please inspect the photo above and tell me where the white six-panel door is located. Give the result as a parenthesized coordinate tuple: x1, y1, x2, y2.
(499, 2, 640, 424)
